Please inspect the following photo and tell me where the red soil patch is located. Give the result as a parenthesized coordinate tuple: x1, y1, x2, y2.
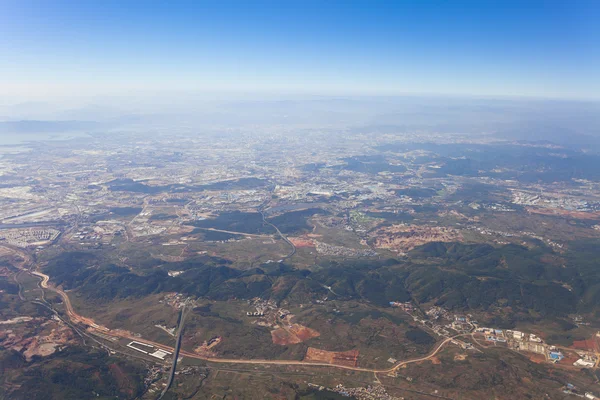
(289, 237, 315, 248)
(304, 347, 359, 367)
(271, 324, 320, 345)
(523, 351, 547, 364)
(371, 225, 461, 252)
(430, 356, 442, 365)
(572, 336, 600, 353)
(559, 350, 581, 366)
(527, 328, 547, 340)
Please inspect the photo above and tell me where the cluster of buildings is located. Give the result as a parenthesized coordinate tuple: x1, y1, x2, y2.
(308, 383, 403, 400)
(466, 225, 563, 250)
(245, 298, 291, 326)
(159, 293, 191, 309)
(71, 223, 122, 247)
(388, 301, 414, 312)
(511, 189, 600, 212)
(314, 240, 377, 257)
(330, 384, 403, 400)
(561, 383, 599, 399)
(476, 327, 599, 368)
(424, 306, 452, 320)
(397, 304, 478, 342)
(126, 340, 172, 361)
(451, 315, 476, 332)
(246, 310, 264, 317)
(573, 355, 596, 368)
(396, 303, 599, 371)
(0, 227, 60, 248)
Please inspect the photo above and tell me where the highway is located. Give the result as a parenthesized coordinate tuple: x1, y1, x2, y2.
(0, 242, 466, 376)
(159, 301, 189, 399)
(22, 259, 463, 374)
(260, 210, 296, 259)
(192, 227, 270, 238)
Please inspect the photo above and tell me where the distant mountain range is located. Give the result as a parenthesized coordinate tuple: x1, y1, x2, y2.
(0, 120, 103, 134)
(496, 125, 600, 152)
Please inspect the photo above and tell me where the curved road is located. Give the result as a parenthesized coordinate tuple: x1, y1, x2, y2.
(190, 334, 462, 374)
(26, 264, 465, 374)
(8, 246, 460, 375)
(260, 211, 296, 259)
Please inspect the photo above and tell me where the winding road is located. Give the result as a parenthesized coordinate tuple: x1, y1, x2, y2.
(24, 262, 460, 374)
(260, 210, 296, 259)
(4, 243, 461, 376)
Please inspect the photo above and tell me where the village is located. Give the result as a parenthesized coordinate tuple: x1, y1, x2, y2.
(388, 301, 600, 372)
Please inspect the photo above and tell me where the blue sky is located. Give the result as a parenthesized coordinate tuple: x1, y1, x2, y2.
(1, 0, 599, 99)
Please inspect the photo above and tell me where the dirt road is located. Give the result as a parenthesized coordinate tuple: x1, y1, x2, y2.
(32, 266, 465, 373)
(3, 243, 459, 374)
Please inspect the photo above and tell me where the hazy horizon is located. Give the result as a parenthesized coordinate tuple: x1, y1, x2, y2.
(1, 1, 599, 146)
(2, 0, 599, 100)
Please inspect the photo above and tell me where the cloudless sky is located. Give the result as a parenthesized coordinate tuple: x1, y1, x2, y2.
(1, 0, 599, 99)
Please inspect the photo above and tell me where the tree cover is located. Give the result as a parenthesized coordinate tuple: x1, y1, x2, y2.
(108, 177, 269, 194)
(191, 208, 328, 235)
(1, 347, 145, 400)
(379, 142, 600, 182)
(43, 239, 600, 319)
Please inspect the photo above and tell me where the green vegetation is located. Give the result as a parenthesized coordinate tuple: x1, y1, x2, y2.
(364, 211, 413, 224)
(148, 212, 178, 221)
(108, 178, 169, 194)
(406, 242, 580, 316)
(108, 207, 142, 217)
(267, 208, 329, 234)
(297, 388, 354, 399)
(403, 346, 569, 398)
(199, 177, 269, 190)
(384, 142, 600, 182)
(1, 347, 145, 400)
(199, 230, 243, 241)
(395, 187, 437, 199)
(405, 327, 435, 345)
(108, 177, 269, 193)
(302, 155, 406, 174)
(44, 236, 600, 322)
(340, 155, 406, 174)
(191, 211, 275, 234)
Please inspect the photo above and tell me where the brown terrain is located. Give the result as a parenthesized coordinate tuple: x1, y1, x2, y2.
(194, 336, 222, 356)
(437, 209, 478, 222)
(304, 347, 359, 367)
(0, 317, 76, 361)
(527, 206, 600, 221)
(524, 352, 548, 364)
(108, 363, 139, 398)
(288, 236, 315, 248)
(558, 349, 581, 366)
(0, 265, 13, 276)
(150, 252, 187, 262)
(271, 323, 320, 345)
(371, 224, 461, 252)
(429, 355, 442, 364)
(572, 334, 600, 353)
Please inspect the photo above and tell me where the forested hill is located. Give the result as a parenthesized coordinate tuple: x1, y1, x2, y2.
(43, 239, 600, 322)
